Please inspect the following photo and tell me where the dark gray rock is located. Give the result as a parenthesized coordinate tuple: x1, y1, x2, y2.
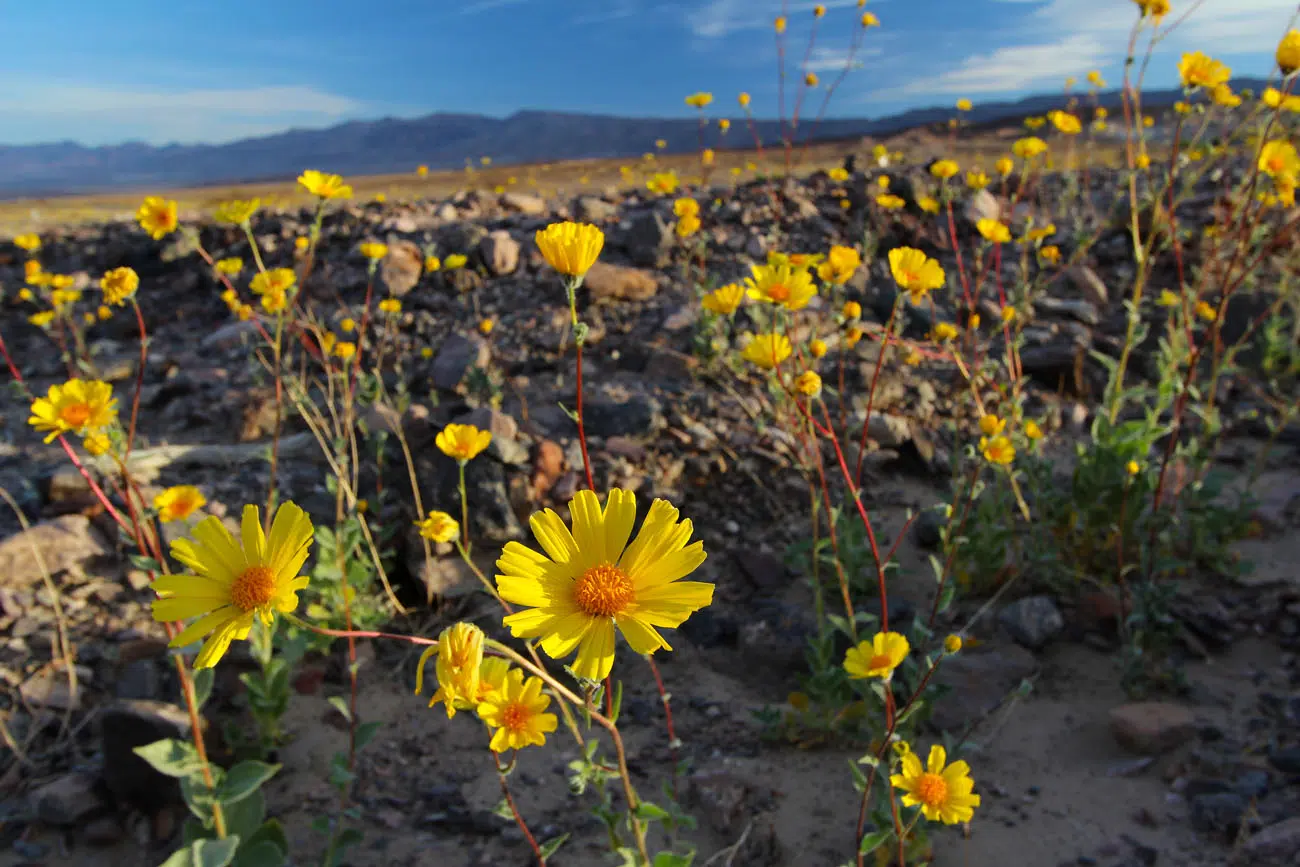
(100, 700, 194, 810)
(32, 773, 106, 826)
(998, 595, 1064, 650)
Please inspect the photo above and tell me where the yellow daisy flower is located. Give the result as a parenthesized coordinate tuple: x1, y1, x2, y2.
(136, 196, 178, 240)
(100, 267, 139, 307)
(297, 170, 353, 199)
(744, 263, 817, 310)
(795, 370, 822, 398)
(888, 248, 946, 302)
(436, 423, 492, 462)
(28, 379, 117, 443)
(359, 242, 389, 260)
(980, 435, 1016, 465)
(843, 631, 910, 679)
(741, 333, 792, 369)
(420, 622, 484, 718)
(535, 221, 605, 277)
(477, 668, 558, 752)
(154, 485, 208, 523)
(891, 744, 981, 824)
(702, 283, 745, 315)
(416, 511, 460, 544)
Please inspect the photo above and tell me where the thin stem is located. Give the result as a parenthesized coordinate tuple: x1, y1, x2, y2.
(496, 756, 545, 865)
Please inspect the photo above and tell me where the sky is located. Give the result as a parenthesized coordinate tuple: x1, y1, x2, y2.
(0, 0, 1295, 147)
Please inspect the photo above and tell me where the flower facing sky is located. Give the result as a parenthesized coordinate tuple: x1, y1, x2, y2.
(744, 262, 817, 310)
(477, 668, 558, 752)
(29, 379, 117, 443)
(892, 745, 981, 825)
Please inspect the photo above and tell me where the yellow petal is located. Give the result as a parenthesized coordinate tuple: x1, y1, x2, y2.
(602, 489, 637, 560)
(240, 505, 266, 565)
(529, 509, 579, 565)
(927, 744, 947, 775)
(194, 615, 246, 668)
(153, 595, 225, 621)
(616, 616, 670, 655)
(267, 502, 313, 578)
(629, 542, 707, 591)
(571, 618, 616, 680)
(168, 607, 237, 649)
(568, 490, 605, 572)
(537, 611, 596, 658)
(151, 574, 231, 599)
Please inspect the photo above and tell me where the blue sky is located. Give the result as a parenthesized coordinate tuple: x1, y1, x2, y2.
(0, 0, 1294, 146)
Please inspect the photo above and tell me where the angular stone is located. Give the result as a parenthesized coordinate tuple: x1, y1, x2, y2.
(452, 407, 528, 465)
(478, 230, 520, 276)
(0, 515, 109, 591)
(574, 196, 619, 222)
(433, 334, 490, 391)
(964, 189, 1001, 225)
(1066, 265, 1109, 307)
(1109, 702, 1196, 755)
(500, 192, 547, 215)
(621, 210, 672, 268)
(32, 773, 106, 826)
(585, 262, 659, 302)
(100, 699, 196, 810)
(380, 239, 424, 296)
(998, 595, 1064, 649)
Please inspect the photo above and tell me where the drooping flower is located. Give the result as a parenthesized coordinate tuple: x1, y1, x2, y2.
(136, 196, 178, 240)
(416, 511, 461, 544)
(702, 283, 745, 315)
(100, 267, 140, 306)
(844, 631, 910, 679)
(214, 199, 260, 226)
(1278, 30, 1300, 75)
(976, 219, 1011, 244)
(495, 489, 712, 681)
(297, 170, 353, 199)
(28, 379, 117, 443)
(892, 744, 981, 824)
(153, 503, 314, 668)
(154, 485, 208, 523)
(1179, 52, 1230, 90)
(888, 248, 946, 302)
(422, 622, 485, 718)
(741, 333, 792, 369)
(477, 668, 558, 752)
(535, 222, 605, 277)
(744, 263, 817, 310)
(436, 423, 493, 462)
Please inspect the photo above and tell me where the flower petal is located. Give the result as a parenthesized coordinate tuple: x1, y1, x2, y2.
(240, 505, 266, 565)
(571, 618, 616, 680)
(168, 607, 237, 649)
(151, 573, 231, 600)
(616, 615, 670, 655)
(268, 501, 313, 579)
(602, 489, 637, 562)
(530, 509, 579, 566)
(927, 745, 947, 775)
(568, 490, 605, 573)
(629, 542, 706, 591)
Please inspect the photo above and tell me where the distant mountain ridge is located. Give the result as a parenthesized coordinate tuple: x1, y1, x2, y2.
(0, 82, 1252, 199)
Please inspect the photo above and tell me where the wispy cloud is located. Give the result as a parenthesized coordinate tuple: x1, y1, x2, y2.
(461, 0, 532, 14)
(902, 34, 1107, 94)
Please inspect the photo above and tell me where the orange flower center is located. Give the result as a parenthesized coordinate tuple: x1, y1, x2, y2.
(1267, 157, 1285, 174)
(868, 653, 894, 671)
(231, 565, 277, 611)
(767, 283, 790, 302)
(59, 402, 92, 428)
(501, 701, 530, 732)
(901, 271, 918, 287)
(169, 496, 196, 518)
(915, 772, 949, 809)
(574, 563, 634, 617)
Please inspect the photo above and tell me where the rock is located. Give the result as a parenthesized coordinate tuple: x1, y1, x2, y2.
(201, 320, 260, 349)
(478, 230, 520, 276)
(1067, 265, 1109, 307)
(32, 773, 106, 826)
(1109, 702, 1196, 755)
(408, 544, 492, 600)
(100, 700, 196, 810)
(380, 240, 424, 296)
(964, 189, 1001, 225)
(737, 605, 816, 686)
(451, 407, 528, 465)
(585, 262, 659, 302)
(689, 770, 766, 835)
(862, 412, 911, 448)
(237, 387, 279, 442)
(575, 197, 619, 222)
(46, 468, 94, 510)
(500, 192, 547, 215)
(1267, 745, 1300, 774)
(930, 643, 1038, 731)
(433, 334, 491, 391)
(678, 608, 737, 649)
(662, 305, 699, 332)
(1233, 818, 1300, 865)
(582, 393, 663, 438)
(912, 509, 946, 550)
(621, 210, 672, 268)
(532, 440, 565, 495)
(0, 515, 109, 591)
(998, 596, 1064, 649)
(1036, 296, 1100, 326)
(1189, 791, 1245, 833)
(83, 816, 126, 845)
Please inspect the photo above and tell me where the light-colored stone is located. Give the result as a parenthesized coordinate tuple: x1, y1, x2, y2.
(380, 239, 424, 296)
(1109, 702, 1196, 755)
(32, 773, 105, 826)
(964, 189, 1001, 225)
(861, 412, 911, 448)
(1233, 818, 1300, 865)
(500, 192, 547, 215)
(585, 262, 659, 302)
(478, 230, 520, 276)
(0, 515, 109, 590)
(1066, 265, 1109, 307)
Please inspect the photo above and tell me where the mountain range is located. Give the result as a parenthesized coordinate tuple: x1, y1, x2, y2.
(0, 83, 1250, 199)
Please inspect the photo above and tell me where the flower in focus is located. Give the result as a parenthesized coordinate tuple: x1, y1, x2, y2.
(795, 370, 822, 398)
(888, 247, 946, 302)
(702, 283, 745, 315)
(136, 196, 178, 240)
(478, 668, 558, 752)
(378, 298, 401, 314)
(685, 92, 713, 109)
(1195, 300, 1217, 322)
(892, 744, 981, 824)
(809, 338, 828, 359)
(13, 233, 41, 252)
(818, 245, 861, 285)
(745, 263, 817, 310)
(359, 241, 389, 260)
(496, 489, 712, 681)
(1048, 111, 1081, 135)
(444, 254, 468, 270)
(742, 333, 793, 369)
(1013, 137, 1048, 160)
(152, 502, 313, 669)
(100, 267, 139, 306)
(251, 268, 296, 297)
(535, 222, 605, 277)
(929, 159, 959, 180)
(154, 486, 207, 523)
(979, 414, 1005, 436)
(980, 435, 1015, 465)
(216, 258, 243, 276)
(436, 423, 493, 463)
(424, 622, 484, 718)
(956, 98, 972, 112)
(842, 300, 862, 320)
(1278, 30, 1300, 75)
(28, 379, 117, 443)
(1179, 51, 1230, 89)
(297, 170, 353, 199)
(1024, 420, 1043, 440)
(214, 199, 260, 225)
(844, 631, 910, 679)
(976, 219, 1011, 244)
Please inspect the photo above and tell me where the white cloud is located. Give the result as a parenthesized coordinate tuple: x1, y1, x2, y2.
(803, 45, 882, 72)
(461, 0, 532, 13)
(0, 80, 366, 145)
(902, 33, 1108, 94)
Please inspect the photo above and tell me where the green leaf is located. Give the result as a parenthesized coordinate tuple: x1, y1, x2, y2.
(539, 834, 570, 860)
(217, 761, 280, 806)
(193, 837, 242, 867)
(221, 789, 266, 842)
(241, 819, 288, 858)
(230, 841, 285, 867)
(354, 721, 382, 752)
(324, 828, 364, 867)
(491, 798, 515, 821)
(847, 760, 868, 793)
(633, 802, 672, 822)
(134, 739, 204, 779)
(192, 668, 215, 710)
(858, 829, 892, 856)
(327, 696, 352, 722)
(652, 852, 695, 867)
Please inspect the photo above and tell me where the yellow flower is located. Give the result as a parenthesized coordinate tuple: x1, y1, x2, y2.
(436, 423, 492, 462)
(535, 221, 605, 277)
(250, 268, 296, 297)
(340, 317, 356, 332)
(496, 489, 711, 681)
(888, 247, 946, 302)
(444, 253, 468, 270)
(846, 326, 864, 348)
(1212, 85, 1241, 108)
(1000, 306, 1016, 324)
(828, 167, 850, 182)
(1126, 460, 1141, 476)
(297, 170, 352, 199)
(861, 11, 879, 26)
(319, 332, 336, 354)
(420, 346, 433, 359)
(876, 193, 906, 210)
(980, 435, 1015, 465)
(844, 631, 910, 679)
(97, 305, 112, 321)
(1278, 30, 1300, 75)
(1174, 100, 1192, 114)
(477, 668, 558, 752)
(795, 370, 823, 398)
(745, 263, 817, 310)
(83, 432, 112, 456)
(1157, 289, 1180, 307)
(929, 159, 959, 180)
(1087, 70, 1105, 88)
(813, 3, 826, 17)
(675, 214, 702, 238)
(742, 333, 793, 369)
(136, 196, 178, 240)
(13, 233, 41, 252)
(804, 72, 819, 88)
(842, 301, 862, 320)
(702, 283, 745, 315)
(234, 304, 252, 321)
(956, 98, 973, 112)
(295, 236, 310, 252)
(809, 339, 828, 359)
(421, 622, 484, 718)
(1133, 0, 1170, 19)
(966, 170, 989, 190)
(333, 341, 357, 361)
(685, 92, 713, 109)
(1013, 137, 1048, 160)
(738, 92, 752, 108)
(1179, 52, 1230, 90)
(933, 322, 958, 342)
(152, 502, 313, 669)
(18, 288, 34, 303)
(1196, 300, 1217, 322)
(216, 258, 243, 276)
(378, 298, 401, 314)
(481, 156, 492, 166)
(425, 255, 442, 272)
(359, 241, 389, 260)
(24, 260, 42, 282)
(260, 291, 287, 314)
(817, 245, 861, 285)
(774, 15, 787, 33)
(1024, 116, 1046, 130)
(214, 199, 260, 225)
(154, 486, 207, 523)
(1049, 111, 1081, 135)
(1136, 153, 1151, 170)
(892, 744, 981, 824)
(99, 267, 139, 306)
(417, 164, 429, 177)
(976, 219, 1011, 244)
(918, 196, 940, 214)
(979, 414, 1005, 436)
(1038, 245, 1061, 265)
(1024, 420, 1043, 440)
(673, 197, 700, 218)
(1259, 140, 1299, 179)
(646, 171, 680, 196)
(28, 379, 117, 443)
(944, 634, 963, 653)
(479, 318, 495, 335)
